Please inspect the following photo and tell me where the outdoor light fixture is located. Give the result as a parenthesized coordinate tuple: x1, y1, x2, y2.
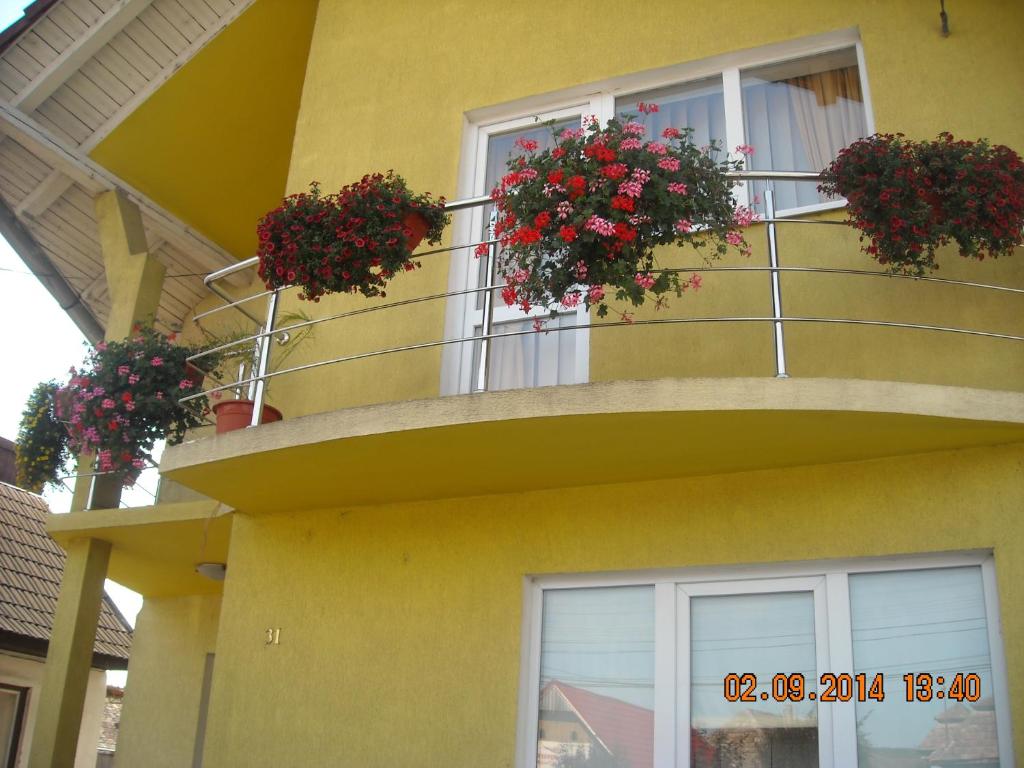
(195, 562, 227, 581)
(940, 0, 950, 36)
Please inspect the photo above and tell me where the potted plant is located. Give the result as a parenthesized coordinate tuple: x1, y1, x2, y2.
(256, 172, 450, 302)
(195, 310, 315, 434)
(818, 132, 1024, 275)
(488, 103, 756, 321)
(16, 326, 217, 488)
(15, 381, 72, 493)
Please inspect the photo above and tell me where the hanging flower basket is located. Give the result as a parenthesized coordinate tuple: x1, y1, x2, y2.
(256, 172, 449, 302)
(16, 327, 217, 489)
(819, 133, 1024, 275)
(488, 104, 756, 320)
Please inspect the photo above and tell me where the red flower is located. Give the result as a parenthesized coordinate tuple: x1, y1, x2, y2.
(547, 170, 564, 184)
(121, 392, 132, 402)
(559, 225, 577, 243)
(534, 211, 552, 229)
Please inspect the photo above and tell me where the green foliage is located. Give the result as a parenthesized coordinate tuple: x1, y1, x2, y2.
(256, 172, 450, 302)
(15, 380, 71, 493)
(819, 133, 1024, 275)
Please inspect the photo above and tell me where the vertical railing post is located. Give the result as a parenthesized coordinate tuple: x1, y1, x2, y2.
(764, 188, 788, 378)
(476, 209, 498, 391)
(249, 287, 280, 427)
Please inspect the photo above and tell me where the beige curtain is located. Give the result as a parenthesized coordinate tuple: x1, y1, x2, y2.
(785, 66, 865, 172)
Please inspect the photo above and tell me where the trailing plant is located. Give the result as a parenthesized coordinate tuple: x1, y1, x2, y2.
(487, 103, 756, 320)
(16, 326, 219, 489)
(256, 173, 449, 302)
(15, 381, 71, 493)
(819, 132, 1024, 275)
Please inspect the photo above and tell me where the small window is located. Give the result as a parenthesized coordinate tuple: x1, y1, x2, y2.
(0, 684, 28, 768)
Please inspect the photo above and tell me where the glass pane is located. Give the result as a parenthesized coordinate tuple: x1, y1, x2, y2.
(537, 586, 654, 768)
(472, 314, 579, 392)
(616, 78, 727, 153)
(851, 567, 1002, 767)
(689, 591, 818, 768)
(741, 49, 867, 212)
(0, 688, 22, 764)
(477, 119, 579, 309)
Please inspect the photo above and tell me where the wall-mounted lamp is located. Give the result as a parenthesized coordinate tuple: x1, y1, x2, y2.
(195, 562, 227, 581)
(940, 0, 950, 37)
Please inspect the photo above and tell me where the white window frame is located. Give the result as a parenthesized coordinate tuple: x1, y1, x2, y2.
(515, 550, 1015, 768)
(443, 29, 875, 395)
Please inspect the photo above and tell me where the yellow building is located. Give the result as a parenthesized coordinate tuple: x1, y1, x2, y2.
(0, 1, 1021, 766)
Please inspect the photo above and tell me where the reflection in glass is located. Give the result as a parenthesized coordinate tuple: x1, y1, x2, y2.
(688, 591, 818, 768)
(851, 567, 1001, 767)
(537, 587, 654, 768)
(471, 315, 577, 391)
(616, 79, 726, 154)
(742, 49, 867, 212)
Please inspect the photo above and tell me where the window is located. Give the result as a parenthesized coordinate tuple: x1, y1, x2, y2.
(0, 684, 28, 768)
(445, 32, 873, 395)
(520, 554, 1013, 768)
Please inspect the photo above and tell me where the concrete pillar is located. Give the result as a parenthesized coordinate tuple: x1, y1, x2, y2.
(30, 190, 165, 767)
(27, 538, 111, 768)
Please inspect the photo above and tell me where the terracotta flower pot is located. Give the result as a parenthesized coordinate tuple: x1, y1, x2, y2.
(212, 400, 283, 434)
(402, 211, 429, 251)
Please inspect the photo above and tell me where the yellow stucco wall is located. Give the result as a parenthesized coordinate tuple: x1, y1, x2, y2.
(90, 0, 319, 259)
(198, 441, 1023, 766)
(237, 0, 1024, 419)
(115, 594, 221, 768)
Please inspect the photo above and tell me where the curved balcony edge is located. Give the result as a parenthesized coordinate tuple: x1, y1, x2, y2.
(160, 377, 1024, 515)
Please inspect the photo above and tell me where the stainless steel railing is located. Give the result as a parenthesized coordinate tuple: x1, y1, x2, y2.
(182, 170, 1024, 426)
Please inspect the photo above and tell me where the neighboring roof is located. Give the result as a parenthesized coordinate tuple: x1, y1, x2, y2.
(0, 481, 132, 668)
(542, 681, 655, 768)
(919, 699, 999, 763)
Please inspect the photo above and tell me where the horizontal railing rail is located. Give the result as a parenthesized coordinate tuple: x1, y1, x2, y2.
(183, 170, 1023, 425)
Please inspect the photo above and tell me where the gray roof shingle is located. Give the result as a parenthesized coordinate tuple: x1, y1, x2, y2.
(0, 481, 132, 665)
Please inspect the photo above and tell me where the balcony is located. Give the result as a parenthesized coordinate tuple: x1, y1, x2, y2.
(158, 171, 1024, 514)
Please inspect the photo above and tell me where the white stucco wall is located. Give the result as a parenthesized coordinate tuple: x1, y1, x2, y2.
(0, 651, 107, 768)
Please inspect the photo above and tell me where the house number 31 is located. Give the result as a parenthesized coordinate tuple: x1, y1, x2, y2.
(265, 628, 281, 645)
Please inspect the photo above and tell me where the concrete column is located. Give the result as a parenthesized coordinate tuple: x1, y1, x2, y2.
(27, 537, 111, 768)
(91, 188, 167, 510)
(30, 190, 165, 767)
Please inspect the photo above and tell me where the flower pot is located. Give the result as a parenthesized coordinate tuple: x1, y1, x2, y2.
(402, 211, 429, 251)
(212, 400, 283, 434)
(184, 363, 207, 392)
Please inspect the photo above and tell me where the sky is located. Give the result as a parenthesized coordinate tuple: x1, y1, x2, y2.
(0, 0, 142, 686)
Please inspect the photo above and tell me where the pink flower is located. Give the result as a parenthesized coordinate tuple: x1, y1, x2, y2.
(662, 127, 681, 139)
(150, 356, 164, 367)
(637, 102, 660, 114)
(556, 201, 574, 220)
(117, 365, 130, 376)
(132, 458, 146, 470)
(675, 219, 693, 233)
(128, 373, 140, 385)
(657, 157, 681, 172)
(733, 205, 761, 227)
(101, 398, 115, 409)
(532, 318, 546, 332)
(618, 180, 644, 198)
(95, 342, 108, 351)
(561, 291, 581, 309)
(623, 122, 646, 136)
(735, 144, 755, 156)
(587, 285, 605, 303)
(645, 142, 668, 155)
(558, 127, 584, 141)
(631, 168, 651, 184)
(634, 272, 656, 290)
(125, 402, 135, 411)
(155, 392, 164, 400)
(667, 182, 688, 195)
(574, 260, 588, 280)
(689, 274, 703, 290)
(726, 231, 745, 246)
(585, 215, 615, 236)
(179, 379, 195, 390)
(515, 137, 539, 152)
(619, 138, 643, 150)
(92, 387, 105, 397)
